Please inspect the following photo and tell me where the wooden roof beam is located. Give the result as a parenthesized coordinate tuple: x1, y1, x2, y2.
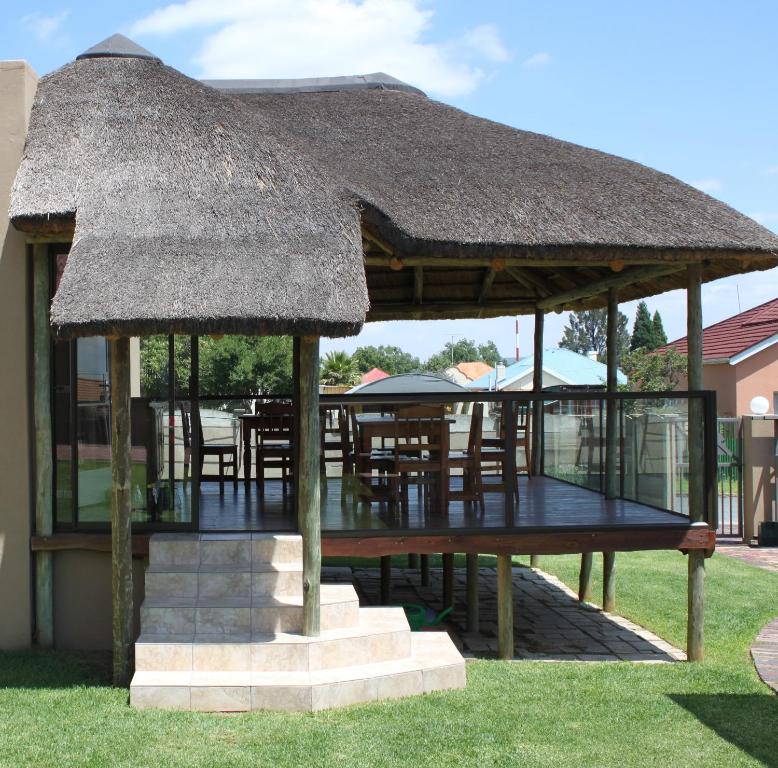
(505, 267, 553, 298)
(413, 266, 423, 304)
(536, 264, 685, 310)
(478, 267, 497, 305)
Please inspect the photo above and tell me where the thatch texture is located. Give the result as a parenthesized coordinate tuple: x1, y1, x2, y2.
(236, 88, 778, 259)
(11, 57, 367, 338)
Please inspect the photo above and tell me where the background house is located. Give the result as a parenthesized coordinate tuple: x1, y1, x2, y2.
(445, 361, 494, 387)
(665, 297, 778, 416)
(467, 348, 627, 391)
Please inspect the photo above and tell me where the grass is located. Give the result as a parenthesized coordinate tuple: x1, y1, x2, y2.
(2, 551, 778, 768)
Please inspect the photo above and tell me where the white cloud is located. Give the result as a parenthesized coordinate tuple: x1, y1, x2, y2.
(20, 10, 69, 42)
(690, 178, 722, 193)
(521, 51, 550, 69)
(764, 165, 778, 176)
(131, 0, 508, 97)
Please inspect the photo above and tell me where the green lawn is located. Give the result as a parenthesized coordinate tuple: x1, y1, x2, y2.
(2, 551, 777, 768)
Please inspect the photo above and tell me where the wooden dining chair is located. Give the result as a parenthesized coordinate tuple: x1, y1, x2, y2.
(351, 406, 394, 505)
(480, 401, 531, 496)
(448, 402, 485, 513)
(253, 402, 294, 500)
(387, 404, 449, 516)
(182, 403, 238, 493)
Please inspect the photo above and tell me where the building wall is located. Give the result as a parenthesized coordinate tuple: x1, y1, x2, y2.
(701, 363, 736, 417)
(0, 61, 37, 649)
(742, 416, 775, 543)
(734, 346, 778, 417)
(502, 370, 567, 391)
(54, 551, 146, 650)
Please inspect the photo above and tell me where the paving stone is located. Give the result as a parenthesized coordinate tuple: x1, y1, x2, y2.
(337, 565, 682, 662)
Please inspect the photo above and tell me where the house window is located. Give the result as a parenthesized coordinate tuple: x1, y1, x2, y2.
(50, 248, 193, 531)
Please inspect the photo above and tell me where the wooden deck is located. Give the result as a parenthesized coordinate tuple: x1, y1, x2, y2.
(198, 476, 714, 557)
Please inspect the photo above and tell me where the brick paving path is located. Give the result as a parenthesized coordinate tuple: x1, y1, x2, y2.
(323, 564, 685, 663)
(716, 540, 778, 573)
(751, 618, 778, 694)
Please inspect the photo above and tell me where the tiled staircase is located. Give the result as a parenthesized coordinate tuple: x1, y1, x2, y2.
(130, 533, 465, 711)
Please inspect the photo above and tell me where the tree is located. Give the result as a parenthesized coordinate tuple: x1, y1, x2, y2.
(559, 309, 629, 365)
(652, 310, 667, 347)
(620, 347, 686, 392)
(139, 335, 293, 399)
(351, 345, 421, 376)
(630, 301, 654, 351)
(424, 338, 504, 374)
(199, 335, 292, 396)
(320, 350, 360, 387)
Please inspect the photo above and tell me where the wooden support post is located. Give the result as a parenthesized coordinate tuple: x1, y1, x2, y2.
(603, 288, 619, 611)
(603, 551, 616, 612)
(686, 263, 705, 661)
(110, 337, 133, 686)
(32, 244, 53, 649)
(297, 336, 321, 636)
(380, 555, 392, 604)
(578, 552, 593, 602)
(530, 554, 541, 568)
(466, 553, 479, 632)
(687, 550, 705, 662)
(532, 307, 544, 477)
(407, 553, 419, 569)
(605, 287, 619, 499)
(420, 554, 430, 586)
(442, 552, 455, 609)
(496, 554, 514, 660)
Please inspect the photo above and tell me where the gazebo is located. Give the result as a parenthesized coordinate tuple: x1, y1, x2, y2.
(9, 34, 778, 705)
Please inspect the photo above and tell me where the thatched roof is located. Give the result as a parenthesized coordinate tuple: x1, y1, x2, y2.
(10, 38, 367, 339)
(235, 87, 778, 256)
(11, 35, 778, 334)
(229, 86, 778, 318)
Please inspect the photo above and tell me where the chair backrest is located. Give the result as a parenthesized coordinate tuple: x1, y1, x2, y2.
(393, 405, 447, 460)
(254, 402, 293, 445)
(179, 402, 192, 448)
(467, 403, 484, 457)
(497, 402, 531, 442)
(320, 404, 349, 456)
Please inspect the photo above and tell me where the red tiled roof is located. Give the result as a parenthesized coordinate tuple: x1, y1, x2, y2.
(361, 367, 389, 384)
(454, 361, 494, 381)
(665, 297, 778, 361)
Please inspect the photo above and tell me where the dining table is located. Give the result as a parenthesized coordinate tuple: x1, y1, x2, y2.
(354, 411, 455, 513)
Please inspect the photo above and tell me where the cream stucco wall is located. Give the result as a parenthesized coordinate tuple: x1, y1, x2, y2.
(734, 346, 778, 417)
(742, 416, 775, 543)
(0, 61, 38, 649)
(54, 552, 146, 650)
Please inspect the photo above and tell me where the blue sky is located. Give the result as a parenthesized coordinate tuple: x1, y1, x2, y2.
(4, 0, 777, 360)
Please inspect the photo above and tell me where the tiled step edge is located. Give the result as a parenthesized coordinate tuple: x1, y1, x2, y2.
(130, 632, 466, 712)
(136, 607, 413, 672)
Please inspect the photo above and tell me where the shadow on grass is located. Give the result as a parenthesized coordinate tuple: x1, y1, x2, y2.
(0, 650, 112, 689)
(670, 694, 778, 768)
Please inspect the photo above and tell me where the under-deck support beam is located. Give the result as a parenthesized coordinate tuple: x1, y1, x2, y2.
(110, 337, 133, 686)
(496, 554, 514, 659)
(297, 336, 321, 636)
(32, 243, 53, 649)
(578, 552, 593, 603)
(686, 264, 705, 661)
(466, 553, 479, 632)
(442, 553, 455, 609)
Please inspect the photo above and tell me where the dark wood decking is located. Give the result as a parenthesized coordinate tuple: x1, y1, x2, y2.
(31, 477, 714, 558)
(199, 475, 692, 534)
